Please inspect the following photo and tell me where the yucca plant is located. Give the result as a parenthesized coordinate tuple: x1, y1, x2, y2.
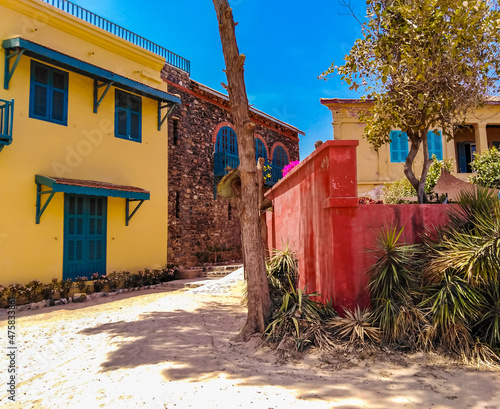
(366, 226, 426, 344)
(474, 280, 500, 350)
(267, 242, 298, 292)
(264, 284, 336, 352)
(328, 307, 381, 351)
(421, 187, 500, 361)
(424, 187, 500, 286)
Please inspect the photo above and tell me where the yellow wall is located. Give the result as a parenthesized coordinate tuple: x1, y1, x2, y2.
(0, 0, 170, 284)
(323, 100, 500, 196)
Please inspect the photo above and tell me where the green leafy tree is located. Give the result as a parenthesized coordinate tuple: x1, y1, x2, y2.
(469, 146, 500, 189)
(322, 0, 500, 203)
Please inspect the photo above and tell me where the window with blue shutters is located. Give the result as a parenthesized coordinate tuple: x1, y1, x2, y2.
(29, 61, 68, 125)
(271, 146, 289, 185)
(214, 126, 239, 176)
(255, 138, 268, 162)
(428, 130, 443, 160)
(115, 90, 142, 142)
(390, 130, 409, 163)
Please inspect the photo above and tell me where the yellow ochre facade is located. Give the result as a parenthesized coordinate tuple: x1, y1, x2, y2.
(321, 98, 500, 196)
(0, 0, 180, 284)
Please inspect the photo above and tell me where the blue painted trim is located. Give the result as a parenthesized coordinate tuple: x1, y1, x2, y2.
(93, 79, 114, 113)
(4, 48, 24, 90)
(125, 199, 145, 226)
(35, 175, 150, 200)
(158, 100, 175, 131)
(3, 37, 181, 106)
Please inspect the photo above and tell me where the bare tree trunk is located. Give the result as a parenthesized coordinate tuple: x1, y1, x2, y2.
(404, 130, 432, 204)
(212, 0, 271, 341)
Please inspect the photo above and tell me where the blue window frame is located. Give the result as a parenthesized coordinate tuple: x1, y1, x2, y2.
(428, 130, 443, 160)
(63, 194, 107, 280)
(457, 142, 476, 173)
(29, 61, 68, 125)
(255, 138, 268, 162)
(272, 146, 289, 168)
(271, 146, 289, 185)
(390, 130, 409, 163)
(215, 126, 238, 155)
(115, 89, 142, 142)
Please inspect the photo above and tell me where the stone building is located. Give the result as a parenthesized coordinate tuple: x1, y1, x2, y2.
(163, 66, 303, 265)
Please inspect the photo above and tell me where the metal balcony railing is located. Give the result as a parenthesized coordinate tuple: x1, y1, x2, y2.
(214, 151, 240, 176)
(41, 0, 190, 74)
(0, 98, 14, 149)
(214, 151, 285, 187)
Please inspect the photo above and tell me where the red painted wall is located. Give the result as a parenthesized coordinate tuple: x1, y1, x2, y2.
(265, 140, 452, 311)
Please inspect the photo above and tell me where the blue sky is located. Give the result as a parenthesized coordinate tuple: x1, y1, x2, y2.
(71, 0, 365, 159)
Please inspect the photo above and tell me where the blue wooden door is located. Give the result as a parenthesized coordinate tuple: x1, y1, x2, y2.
(63, 195, 107, 280)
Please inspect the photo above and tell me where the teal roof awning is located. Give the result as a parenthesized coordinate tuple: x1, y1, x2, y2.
(36, 175, 150, 200)
(35, 175, 150, 225)
(3, 37, 181, 106)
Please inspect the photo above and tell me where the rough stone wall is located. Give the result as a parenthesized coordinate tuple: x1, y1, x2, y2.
(163, 66, 300, 266)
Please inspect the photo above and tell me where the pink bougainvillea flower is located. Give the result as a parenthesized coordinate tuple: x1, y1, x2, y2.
(282, 161, 300, 177)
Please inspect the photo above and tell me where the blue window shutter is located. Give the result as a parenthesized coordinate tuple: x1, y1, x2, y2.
(255, 138, 267, 163)
(272, 146, 289, 168)
(457, 142, 467, 173)
(30, 61, 68, 125)
(400, 132, 409, 160)
(428, 130, 443, 160)
(115, 90, 142, 142)
(390, 131, 399, 162)
(390, 130, 408, 163)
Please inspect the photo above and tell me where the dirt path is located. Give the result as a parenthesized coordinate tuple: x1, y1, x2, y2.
(1, 281, 499, 409)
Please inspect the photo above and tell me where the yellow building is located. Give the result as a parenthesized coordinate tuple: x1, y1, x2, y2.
(321, 98, 500, 196)
(0, 0, 182, 284)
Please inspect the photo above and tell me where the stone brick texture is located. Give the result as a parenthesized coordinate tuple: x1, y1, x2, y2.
(162, 65, 300, 266)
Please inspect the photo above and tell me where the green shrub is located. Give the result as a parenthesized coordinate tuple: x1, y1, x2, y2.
(59, 279, 73, 299)
(384, 155, 454, 203)
(41, 278, 60, 300)
(469, 146, 500, 189)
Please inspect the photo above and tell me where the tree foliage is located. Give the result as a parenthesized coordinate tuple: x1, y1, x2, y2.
(322, 0, 500, 203)
(469, 146, 500, 189)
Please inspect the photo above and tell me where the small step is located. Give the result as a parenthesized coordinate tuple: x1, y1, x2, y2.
(198, 263, 243, 278)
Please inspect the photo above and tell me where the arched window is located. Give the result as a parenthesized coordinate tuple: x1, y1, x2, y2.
(272, 146, 289, 168)
(215, 126, 238, 155)
(271, 146, 289, 184)
(214, 126, 239, 179)
(255, 138, 268, 163)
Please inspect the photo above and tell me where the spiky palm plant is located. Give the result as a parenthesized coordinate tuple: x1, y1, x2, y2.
(366, 226, 426, 344)
(423, 187, 500, 286)
(421, 187, 500, 360)
(265, 285, 331, 351)
(328, 307, 381, 350)
(267, 242, 299, 291)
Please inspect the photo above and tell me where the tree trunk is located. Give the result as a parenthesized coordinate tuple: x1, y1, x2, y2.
(212, 0, 271, 341)
(403, 129, 432, 204)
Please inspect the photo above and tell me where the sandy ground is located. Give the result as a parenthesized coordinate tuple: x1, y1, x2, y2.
(1, 270, 500, 409)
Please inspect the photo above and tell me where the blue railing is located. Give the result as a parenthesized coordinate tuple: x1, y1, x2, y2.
(269, 164, 284, 186)
(41, 0, 190, 74)
(214, 151, 285, 186)
(0, 98, 14, 150)
(214, 151, 240, 176)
